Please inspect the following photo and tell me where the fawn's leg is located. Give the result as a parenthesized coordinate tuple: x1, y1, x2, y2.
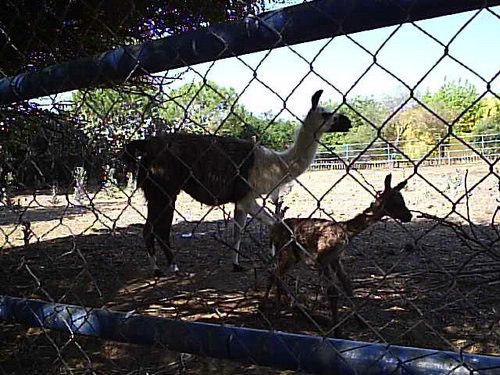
(322, 266, 343, 336)
(332, 259, 353, 297)
(263, 244, 293, 308)
(333, 259, 366, 327)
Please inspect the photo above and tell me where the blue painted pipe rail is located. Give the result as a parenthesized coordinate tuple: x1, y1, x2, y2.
(1, 296, 499, 374)
(1, 0, 500, 105)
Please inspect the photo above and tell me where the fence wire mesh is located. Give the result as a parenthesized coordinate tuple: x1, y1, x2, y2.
(1, 0, 499, 374)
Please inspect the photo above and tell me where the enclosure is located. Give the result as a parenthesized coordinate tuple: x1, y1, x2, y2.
(1, 0, 499, 374)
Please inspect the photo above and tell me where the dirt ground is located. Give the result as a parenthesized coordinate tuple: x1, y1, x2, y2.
(0, 163, 499, 374)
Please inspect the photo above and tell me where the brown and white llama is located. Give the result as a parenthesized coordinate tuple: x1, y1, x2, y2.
(123, 90, 351, 276)
(265, 174, 412, 331)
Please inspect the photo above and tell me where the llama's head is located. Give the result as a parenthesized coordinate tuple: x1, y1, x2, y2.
(376, 174, 412, 222)
(305, 90, 351, 135)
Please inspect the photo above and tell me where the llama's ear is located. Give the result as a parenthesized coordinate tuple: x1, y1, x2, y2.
(384, 174, 392, 190)
(311, 90, 323, 110)
(395, 180, 407, 191)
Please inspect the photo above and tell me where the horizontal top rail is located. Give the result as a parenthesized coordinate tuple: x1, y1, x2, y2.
(1, 0, 499, 105)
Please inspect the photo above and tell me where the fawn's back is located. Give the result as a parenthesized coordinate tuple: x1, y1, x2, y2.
(271, 218, 349, 266)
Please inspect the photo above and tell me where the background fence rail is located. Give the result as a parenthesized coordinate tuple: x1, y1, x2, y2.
(311, 132, 500, 170)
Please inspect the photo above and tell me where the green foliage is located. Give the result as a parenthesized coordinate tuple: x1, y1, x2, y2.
(392, 103, 447, 139)
(334, 96, 389, 145)
(423, 79, 482, 134)
(473, 116, 500, 135)
(242, 114, 297, 150)
(160, 81, 250, 136)
(473, 97, 500, 136)
(72, 86, 159, 154)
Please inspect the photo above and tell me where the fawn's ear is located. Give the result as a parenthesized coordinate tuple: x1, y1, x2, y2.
(395, 180, 407, 191)
(311, 90, 323, 110)
(384, 174, 392, 191)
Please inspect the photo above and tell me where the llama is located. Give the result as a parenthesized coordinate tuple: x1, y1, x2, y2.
(123, 90, 351, 276)
(265, 174, 412, 331)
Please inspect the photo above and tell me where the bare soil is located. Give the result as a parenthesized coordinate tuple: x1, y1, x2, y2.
(0, 163, 499, 374)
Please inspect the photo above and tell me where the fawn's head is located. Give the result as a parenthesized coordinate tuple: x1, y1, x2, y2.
(305, 90, 352, 135)
(376, 174, 412, 223)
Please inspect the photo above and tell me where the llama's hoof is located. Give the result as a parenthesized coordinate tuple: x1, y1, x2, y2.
(232, 263, 246, 272)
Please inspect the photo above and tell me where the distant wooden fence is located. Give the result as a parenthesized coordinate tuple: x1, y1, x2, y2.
(311, 133, 500, 170)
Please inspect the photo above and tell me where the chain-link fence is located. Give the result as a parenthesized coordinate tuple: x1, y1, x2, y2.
(1, 0, 499, 373)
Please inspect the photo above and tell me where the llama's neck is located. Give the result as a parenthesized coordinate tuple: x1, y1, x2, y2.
(342, 201, 385, 239)
(278, 116, 324, 178)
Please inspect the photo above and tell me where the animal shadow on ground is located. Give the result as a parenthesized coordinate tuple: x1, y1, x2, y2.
(0, 218, 499, 374)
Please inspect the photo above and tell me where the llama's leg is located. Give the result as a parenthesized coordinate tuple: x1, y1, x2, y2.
(239, 197, 278, 259)
(270, 192, 279, 258)
(154, 195, 179, 274)
(233, 197, 279, 270)
(147, 192, 179, 276)
(143, 212, 158, 275)
(232, 205, 247, 272)
(245, 198, 277, 226)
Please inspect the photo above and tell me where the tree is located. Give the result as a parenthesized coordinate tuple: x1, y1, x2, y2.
(71, 80, 298, 149)
(422, 79, 483, 134)
(334, 96, 390, 145)
(72, 85, 162, 154)
(473, 97, 500, 135)
(245, 114, 297, 150)
(160, 81, 251, 136)
(0, 106, 89, 188)
(388, 103, 448, 158)
(0, 1, 269, 76)
(160, 81, 300, 149)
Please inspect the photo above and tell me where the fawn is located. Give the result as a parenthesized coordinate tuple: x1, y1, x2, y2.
(265, 174, 412, 332)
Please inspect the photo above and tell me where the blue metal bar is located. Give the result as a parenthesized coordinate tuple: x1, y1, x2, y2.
(1, 0, 499, 105)
(1, 296, 499, 374)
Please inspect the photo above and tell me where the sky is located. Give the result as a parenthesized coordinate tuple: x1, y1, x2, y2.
(37, 4, 500, 121)
(162, 4, 500, 120)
